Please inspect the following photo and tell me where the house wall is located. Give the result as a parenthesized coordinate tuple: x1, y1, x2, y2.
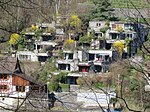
(11, 75, 30, 97)
(88, 21, 106, 39)
(0, 97, 25, 109)
(0, 74, 12, 94)
(0, 74, 30, 100)
(89, 21, 106, 32)
(10, 85, 29, 97)
(57, 61, 78, 72)
(110, 22, 124, 31)
(12, 75, 30, 86)
(16, 51, 38, 62)
(77, 51, 83, 61)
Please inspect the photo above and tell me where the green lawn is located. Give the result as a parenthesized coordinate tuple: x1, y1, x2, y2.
(111, 0, 149, 8)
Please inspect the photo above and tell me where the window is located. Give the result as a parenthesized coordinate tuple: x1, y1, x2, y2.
(111, 33, 118, 39)
(125, 24, 133, 30)
(42, 35, 52, 41)
(79, 66, 89, 72)
(96, 54, 102, 58)
(58, 64, 70, 71)
(96, 23, 101, 27)
(125, 24, 130, 30)
(0, 74, 8, 80)
(127, 34, 133, 38)
(89, 54, 95, 61)
(16, 86, 25, 92)
(112, 24, 116, 29)
(65, 53, 73, 60)
(68, 54, 73, 60)
(19, 55, 31, 61)
(0, 85, 8, 91)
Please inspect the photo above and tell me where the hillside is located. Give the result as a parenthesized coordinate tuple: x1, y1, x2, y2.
(111, 0, 148, 8)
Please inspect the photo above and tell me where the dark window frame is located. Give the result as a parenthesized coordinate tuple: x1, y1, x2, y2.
(16, 86, 25, 92)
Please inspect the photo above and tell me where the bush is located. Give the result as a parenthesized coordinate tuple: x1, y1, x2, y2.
(99, 26, 109, 33)
(60, 83, 70, 92)
(79, 35, 91, 44)
(117, 26, 123, 32)
(94, 82, 105, 88)
(76, 77, 84, 86)
(64, 39, 75, 50)
(110, 98, 117, 104)
(48, 82, 59, 91)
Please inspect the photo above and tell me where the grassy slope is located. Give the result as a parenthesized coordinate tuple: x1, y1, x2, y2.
(111, 0, 148, 8)
(85, 0, 148, 8)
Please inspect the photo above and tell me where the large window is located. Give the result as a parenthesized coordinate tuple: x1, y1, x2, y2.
(58, 64, 70, 71)
(16, 86, 25, 92)
(111, 33, 118, 39)
(65, 53, 73, 60)
(89, 54, 95, 61)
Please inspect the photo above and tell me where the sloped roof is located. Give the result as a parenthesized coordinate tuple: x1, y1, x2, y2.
(0, 57, 43, 85)
(0, 57, 20, 74)
(147, 61, 150, 73)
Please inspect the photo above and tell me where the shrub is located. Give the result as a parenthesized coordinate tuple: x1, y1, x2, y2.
(94, 82, 105, 88)
(76, 77, 84, 86)
(48, 82, 59, 91)
(60, 84, 70, 92)
(64, 39, 75, 50)
(99, 26, 109, 34)
(9, 33, 20, 45)
(117, 26, 123, 32)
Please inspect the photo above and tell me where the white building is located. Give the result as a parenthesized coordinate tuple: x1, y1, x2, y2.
(56, 50, 79, 72)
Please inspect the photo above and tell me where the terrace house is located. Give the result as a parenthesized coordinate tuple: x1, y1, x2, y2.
(88, 21, 148, 57)
(108, 21, 148, 57)
(88, 21, 106, 39)
(108, 21, 137, 40)
(16, 23, 58, 62)
(56, 50, 80, 72)
(88, 21, 109, 50)
(78, 50, 112, 73)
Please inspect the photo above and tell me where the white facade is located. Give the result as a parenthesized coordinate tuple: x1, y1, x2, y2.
(56, 50, 82, 72)
(16, 51, 38, 62)
(0, 74, 12, 94)
(56, 60, 78, 72)
(0, 75, 30, 109)
(88, 21, 106, 39)
(0, 86, 29, 108)
(89, 21, 106, 32)
(88, 50, 112, 62)
(16, 51, 51, 62)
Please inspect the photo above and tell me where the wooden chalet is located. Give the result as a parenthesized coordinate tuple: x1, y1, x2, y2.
(0, 57, 44, 96)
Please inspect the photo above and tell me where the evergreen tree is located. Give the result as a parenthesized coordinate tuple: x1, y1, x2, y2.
(90, 0, 114, 20)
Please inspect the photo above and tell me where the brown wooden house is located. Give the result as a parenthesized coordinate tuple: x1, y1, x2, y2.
(0, 57, 44, 95)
